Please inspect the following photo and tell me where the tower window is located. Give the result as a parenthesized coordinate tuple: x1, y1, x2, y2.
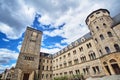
(96, 11, 100, 14)
(95, 38, 98, 43)
(103, 23, 107, 27)
(105, 47, 111, 53)
(107, 32, 113, 37)
(100, 34, 104, 40)
(114, 44, 120, 52)
(96, 26, 99, 31)
(99, 50, 103, 55)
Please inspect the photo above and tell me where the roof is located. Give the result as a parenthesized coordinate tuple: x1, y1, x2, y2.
(53, 32, 92, 57)
(85, 9, 110, 25)
(112, 13, 120, 27)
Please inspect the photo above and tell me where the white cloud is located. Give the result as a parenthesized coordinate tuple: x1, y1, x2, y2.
(0, 63, 16, 73)
(2, 38, 9, 42)
(0, 48, 18, 73)
(0, 48, 19, 62)
(40, 47, 60, 54)
(17, 44, 22, 52)
(0, 0, 36, 39)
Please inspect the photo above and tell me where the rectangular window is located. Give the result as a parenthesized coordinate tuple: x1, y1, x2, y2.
(24, 56, 34, 61)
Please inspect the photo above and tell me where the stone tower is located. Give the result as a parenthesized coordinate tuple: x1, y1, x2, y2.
(85, 9, 120, 56)
(15, 27, 42, 80)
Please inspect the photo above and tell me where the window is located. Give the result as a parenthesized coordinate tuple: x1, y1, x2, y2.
(96, 11, 100, 14)
(92, 67, 96, 74)
(56, 66, 58, 69)
(83, 68, 86, 74)
(59, 57, 62, 61)
(43, 59, 45, 63)
(24, 56, 34, 61)
(68, 61, 72, 66)
(100, 34, 104, 40)
(46, 66, 48, 70)
(64, 63, 67, 67)
(42, 66, 44, 70)
(64, 72, 67, 75)
(107, 32, 113, 37)
(63, 55, 66, 58)
(96, 66, 100, 73)
(68, 53, 71, 57)
(79, 47, 83, 52)
(74, 59, 79, 64)
(96, 26, 99, 30)
(56, 59, 58, 62)
(86, 43, 92, 48)
(46, 74, 48, 78)
(99, 50, 103, 55)
(95, 38, 98, 43)
(90, 15, 94, 18)
(105, 47, 111, 53)
(47, 60, 49, 63)
(114, 44, 120, 52)
(69, 71, 73, 75)
(38, 65, 40, 70)
(75, 70, 80, 74)
(73, 50, 76, 55)
(103, 23, 107, 27)
(60, 64, 62, 68)
(81, 56, 86, 62)
(39, 59, 41, 62)
(50, 66, 52, 70)
(60, 73, 62, 75)
(89, 52, 96, 60)
(50, 74, 52, 78)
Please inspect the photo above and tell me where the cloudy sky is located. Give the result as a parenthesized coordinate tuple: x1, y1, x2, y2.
(0, 0, 120, 73)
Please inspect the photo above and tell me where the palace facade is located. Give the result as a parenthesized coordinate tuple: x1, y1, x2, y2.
(1, 9, 120, 80)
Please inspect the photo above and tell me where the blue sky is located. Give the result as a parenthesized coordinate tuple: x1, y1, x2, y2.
(0, 0, 120, 73)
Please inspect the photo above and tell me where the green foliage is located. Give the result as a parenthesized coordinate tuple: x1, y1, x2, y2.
(54, 76, 68, 80)
(53, 74, 85, 80)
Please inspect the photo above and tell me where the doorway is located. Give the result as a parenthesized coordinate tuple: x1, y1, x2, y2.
(111, 64, 120, 74)
(23, 73, 29, 80)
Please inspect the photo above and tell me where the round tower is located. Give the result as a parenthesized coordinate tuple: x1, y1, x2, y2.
(86, 9, 120, 56)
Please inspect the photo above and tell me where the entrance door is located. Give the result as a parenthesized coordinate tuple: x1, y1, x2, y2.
(23, 73, 29, 80)
(111, 64, 120, 74)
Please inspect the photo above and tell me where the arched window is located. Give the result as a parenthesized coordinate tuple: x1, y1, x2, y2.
(100, 34, 104, 40)
(93, 53, 96, 59)
(105, 47, 111, 53)
(103, 23, 107, 27)
(107, 32, 113, 37)
(109, 59, 117, 63)
(96, 26, 99, 31)
(95, 38, 98, 43)
(103, 61, 107, 65)
(114, 44, 120, 52)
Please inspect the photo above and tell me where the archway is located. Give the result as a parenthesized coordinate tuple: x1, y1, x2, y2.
(103, 62, 111, 75)
(110, 59, 120, 74)
(23, 73, 29, 80)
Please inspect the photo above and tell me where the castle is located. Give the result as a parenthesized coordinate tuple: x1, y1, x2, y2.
(1, 9, 120, 80)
